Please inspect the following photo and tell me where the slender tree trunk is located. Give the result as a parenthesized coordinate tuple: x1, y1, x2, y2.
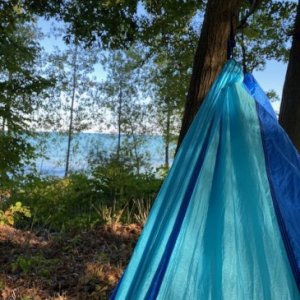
(279, 1, 300, 152)
(113, 79, 123, 212)
(117, 80, 123, 160)
(177, 0, 243, 148)
(130, 127, 141, 174)
(3, 103, 10, 133)
(65, 45, 78, 177)
(3, 72, 13, 133)
(165, 103, 171, 169)
(2, 118, 5, 132)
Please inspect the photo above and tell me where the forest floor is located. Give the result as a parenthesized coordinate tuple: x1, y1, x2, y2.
(0, 223, 141, 300)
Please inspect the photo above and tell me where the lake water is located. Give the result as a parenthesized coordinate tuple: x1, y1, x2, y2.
(31, 132, 171, 177)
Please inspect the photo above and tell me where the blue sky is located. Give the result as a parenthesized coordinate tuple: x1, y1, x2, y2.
(254, 60, 287, 113)
(254, 60, 287, 98)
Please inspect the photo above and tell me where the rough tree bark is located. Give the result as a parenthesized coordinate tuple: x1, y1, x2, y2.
(177, 0, 243, 148)
(279, 1, 300, 152)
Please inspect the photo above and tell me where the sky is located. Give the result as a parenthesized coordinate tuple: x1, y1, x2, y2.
(254, 60, 287, 96)
(254, 60, 287, 114)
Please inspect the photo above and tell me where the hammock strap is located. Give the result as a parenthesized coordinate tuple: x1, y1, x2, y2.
(227, 16, 236, 60)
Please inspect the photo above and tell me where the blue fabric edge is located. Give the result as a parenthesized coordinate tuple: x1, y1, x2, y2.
(243, 77, 300, 292)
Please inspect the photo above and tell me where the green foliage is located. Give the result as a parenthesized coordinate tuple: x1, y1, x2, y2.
(266, 89, 280, 103)
(27, 0, 202, 49)
(26, 1, 296, 73)
(8, 167, 161, 231)
(235, 0, 297, 71)
(0, 19, 53, 185)
(0, 133, 36, 185)
(0, 201, 31, 226)
(91, 151, 161, 209)
(12, 174, 99, 230)
(11, 255, 33, 274)
(11, 252, 59, 278)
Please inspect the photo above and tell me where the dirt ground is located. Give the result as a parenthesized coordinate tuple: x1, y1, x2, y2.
(0, 224, 141, 299)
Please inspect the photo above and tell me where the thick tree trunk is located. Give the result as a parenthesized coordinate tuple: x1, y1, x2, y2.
(177, 0, 243, 148)
(279, 1, 300, 152)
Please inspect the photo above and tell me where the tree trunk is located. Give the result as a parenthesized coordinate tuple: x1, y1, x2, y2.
(2, 117, 5, 132)
(279, 1, 300, 152)
(165, 103, 171, 169)
(117, 80, 123, 160)
(177, 0, 243, 148)
(65, 45, 78, 177)
(3, 72, 13, 133)
(131, 130, 141, 175)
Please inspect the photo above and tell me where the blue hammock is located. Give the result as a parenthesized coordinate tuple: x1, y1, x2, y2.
(111, 60, 300, 300)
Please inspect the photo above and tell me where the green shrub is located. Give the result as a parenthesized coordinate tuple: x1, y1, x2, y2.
(92, 154, 162, 211)
(11, 252, 59, 278)
(7, 168, 162, 231)
(0, 201, 31, 226)
(9, 174, 102, 231)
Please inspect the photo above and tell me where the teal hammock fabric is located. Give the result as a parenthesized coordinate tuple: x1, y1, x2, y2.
(111, 60, 300, 300)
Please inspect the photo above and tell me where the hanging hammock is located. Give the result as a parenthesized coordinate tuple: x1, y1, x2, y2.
(111, 60, 300, 300)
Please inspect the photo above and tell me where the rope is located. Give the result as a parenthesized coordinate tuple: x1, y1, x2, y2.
(227, 0, 261, 60)
(227, 16, 236, 59)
